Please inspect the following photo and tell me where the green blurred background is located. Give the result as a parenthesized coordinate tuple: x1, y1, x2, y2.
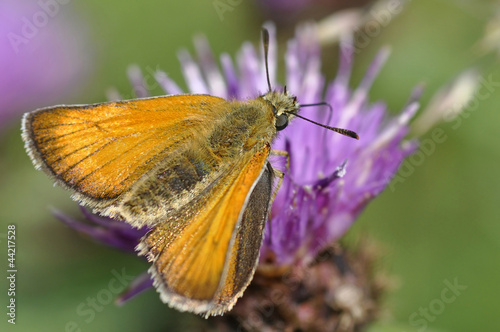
(1, 0, 499, 331)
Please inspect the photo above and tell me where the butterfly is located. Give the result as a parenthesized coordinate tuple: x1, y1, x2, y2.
(21, 29, 358, 317)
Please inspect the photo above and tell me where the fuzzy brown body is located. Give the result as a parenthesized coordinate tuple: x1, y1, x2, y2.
(22, 92, 300, 316)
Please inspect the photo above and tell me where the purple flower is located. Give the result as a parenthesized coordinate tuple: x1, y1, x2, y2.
(56, 23, 420, 317)
(0, 0, 90, 132)
(261, 26, 419, 265)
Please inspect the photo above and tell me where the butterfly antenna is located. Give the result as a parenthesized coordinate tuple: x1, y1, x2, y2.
(262, 28, 272, 92)
(288, 112, 359, 140)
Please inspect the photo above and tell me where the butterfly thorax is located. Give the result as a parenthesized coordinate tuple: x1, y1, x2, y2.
(206, 91, 298, 160)
(205, 98, 274, 160)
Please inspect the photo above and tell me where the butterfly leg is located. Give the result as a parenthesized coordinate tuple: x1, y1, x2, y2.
(269, 149, 289, 202)
(270, 149, 290, 174)
(265, 150, 289, 248)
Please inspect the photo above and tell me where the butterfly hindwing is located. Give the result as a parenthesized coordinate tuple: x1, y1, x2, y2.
(137, 145, 273, 316)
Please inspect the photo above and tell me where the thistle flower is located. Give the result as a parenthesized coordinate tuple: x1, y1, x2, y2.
(56, 24, 421, 330)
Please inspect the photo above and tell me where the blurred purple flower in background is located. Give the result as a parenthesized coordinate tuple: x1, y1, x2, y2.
(0, 0, 90, 133)
(257, 0, 312, 13)
(55, 23, 423, 330)
(256, 0, 376, 27)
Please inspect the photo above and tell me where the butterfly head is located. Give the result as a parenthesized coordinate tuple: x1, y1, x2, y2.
(259, 28, 358, 140)
(262, 89, 299, 131)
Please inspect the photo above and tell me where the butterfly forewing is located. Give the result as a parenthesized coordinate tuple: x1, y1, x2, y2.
(22, 95, 229, 224)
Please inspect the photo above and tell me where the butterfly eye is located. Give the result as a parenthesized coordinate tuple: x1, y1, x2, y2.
(275, 113, 288, 131)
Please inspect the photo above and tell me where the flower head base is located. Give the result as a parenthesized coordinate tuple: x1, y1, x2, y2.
(211, 243, 384, 331)
(57, 23, 419, 328)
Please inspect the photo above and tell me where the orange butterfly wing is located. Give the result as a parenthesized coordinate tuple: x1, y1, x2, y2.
(22, 95, 227, 221)
(138, 145, 274, 316)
